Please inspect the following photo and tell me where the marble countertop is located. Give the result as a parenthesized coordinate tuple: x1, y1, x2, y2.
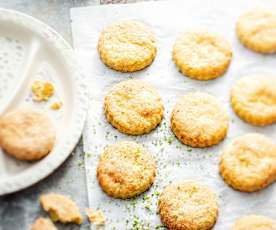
(0, 1, 150, 230)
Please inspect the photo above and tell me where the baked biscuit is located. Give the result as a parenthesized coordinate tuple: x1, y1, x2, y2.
(231, 75, 276, 126)
(171, 92, 229, 147)
(236, 8, 276, 53)
(172, 31, 232, 80)
(158, 181, 218, 230)
(98, 20, 156, 72)
(31, 218, 57, 230)
(40, 193, 83, 224)
(0, 108, 56, 161)
(219, 133, 276, 192)
(97, 141, 156, 199)
(104, 79, 164, 135)
(232, 215, 276, 230)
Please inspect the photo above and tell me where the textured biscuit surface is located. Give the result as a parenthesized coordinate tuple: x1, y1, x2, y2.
(31, 218, 57, 230)
(236, 8, 276, 53)
(159, 181, 218, 230)
(104, 79, 164, 135)
(172, 31, 232, 80)
(219, 133, 276, 192)
(232, 215, 276, 230)
(231, 75, 276, 126)
(40, 193, 83, 224)
(97, 141, 156, 199)
(0, 108, 56, 161)
(98, 20, 156, 72)
(171, 92, 229, 147)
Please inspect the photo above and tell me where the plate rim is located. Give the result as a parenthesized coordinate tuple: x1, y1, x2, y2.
(0, 8, 88, 195)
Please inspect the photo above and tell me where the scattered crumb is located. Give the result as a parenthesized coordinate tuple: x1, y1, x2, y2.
(85, 208, 106, 226)
(31, 80, 55, 102)
(50, 101, 63, 110)
(31, 217, 57, 230)
(40, 193, 83, 224)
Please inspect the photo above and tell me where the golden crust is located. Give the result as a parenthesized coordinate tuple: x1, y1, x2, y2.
(98, 20, 157, 72)
(172, 31, 232, 80)
(219, 133, 276, 192)
(104, 79, 164, 135)
(231, 75, 276, 126)
(236, 8, 276, 54)
(97, 141, 156, 199)
(171, 92, 229, 147)
(31, 218, 57, 230)
(0, 108, 56, 161)
(40, 193, 83, 224)
(158, 181, 219, 230)
(232, 215, 276, 230)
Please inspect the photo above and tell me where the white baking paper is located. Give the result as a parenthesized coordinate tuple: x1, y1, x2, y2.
(71, 0, 276, 229)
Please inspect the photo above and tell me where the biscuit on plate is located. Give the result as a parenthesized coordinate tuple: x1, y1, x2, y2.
(158, 181, 218, 230)
(231, 75, 276, 126)
(97, 141, 156, 199)
(98, 20, 156, 72)
(0, 108, 56, 161)
(40, 193, 83, 224)
(171, 92, 229, 147)
(236, 8, 276, 53)
(104, 79, 164, 135)
(31, 217, 57, 230)
(232, 215, 276, 230)
(219, 133, 276, 192)
(172, 31, 232, 80)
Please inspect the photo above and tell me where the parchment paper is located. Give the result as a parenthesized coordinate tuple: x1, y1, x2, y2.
(71, 0, 276, 229)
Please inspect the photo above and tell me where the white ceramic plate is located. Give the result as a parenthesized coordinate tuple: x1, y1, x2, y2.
(0, 8, 88, 195)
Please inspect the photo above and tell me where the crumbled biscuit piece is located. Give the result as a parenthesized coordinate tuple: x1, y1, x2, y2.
(86, 208, 106, 226)
(31, 217, 57, 230)
(32, 80, 55, 102)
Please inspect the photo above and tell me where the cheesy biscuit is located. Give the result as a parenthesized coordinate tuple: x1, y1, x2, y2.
(159, 181, 219, 230)
(171, 92, 229, 147)
(231, 75, 276, 126)
(98, 20, 156, 72)
(237, 8, 276, 53)
(104, 79, 164, 135)
(0, 108, 56, 161)
(172, 31, 232, 80)
(97, 141, 156, 199)
(232, 215, 276, 230)
(219, 133, 276, 192)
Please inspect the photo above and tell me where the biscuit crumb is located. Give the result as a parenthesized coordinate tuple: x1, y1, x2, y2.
(31, 217, 57, 230)
(40, 193, 83, 225)
(31, 80, 55, 102)
(86, 208, 106, 226)
(50, 101, 63, 110)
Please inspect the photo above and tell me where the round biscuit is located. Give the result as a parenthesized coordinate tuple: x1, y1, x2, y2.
(231, 75, 276, 126)
(0, 108, 56, 161)
(219, 133, 276, 192)
(172, 31, 232, 80)
(96, 141, 156, 199)
(171, 92, 229, 147)
(158, 181, 219, 230)
(232, 215, 276, 230)
(98, 20, 157, 72)
(104, 79, 164, 135)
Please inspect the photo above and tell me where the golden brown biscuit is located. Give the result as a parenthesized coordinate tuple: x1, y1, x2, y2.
(86, 208, 106, 226)
(231, 75, 276, 126)
(236, 8, 276, 53)
(172, 31, 232, 80)
(232, 215, 276, 230)
(98, 20, 156, 72)
(40, 193, 83, 224)
(97, 141, 156, 199)
(171, 92, 229, 147)
(219, 133, 276, 192)
(159, 181, 219, 230)
(104, 79, 164, 135)
(0, 108, 56, 161)
(31, 218, 57, 230)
